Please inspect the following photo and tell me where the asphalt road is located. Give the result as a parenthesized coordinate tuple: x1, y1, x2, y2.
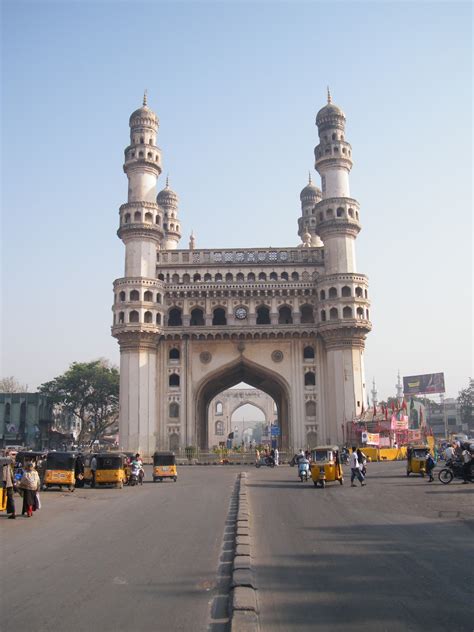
(2, 462, 472, 632)
(249, 461, 474, 632)
(1, 466, 238, 632)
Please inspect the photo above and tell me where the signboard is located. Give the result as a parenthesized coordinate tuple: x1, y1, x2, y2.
(391, 415, 409, 430)
(362, 432, 379, 445)
(271, 425, 280, 437)
(408, 429, 422, 442)
(403, 373, 445, 395)
(379, 437, 390, 447)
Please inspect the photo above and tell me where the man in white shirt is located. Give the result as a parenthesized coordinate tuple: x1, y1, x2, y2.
(444, 444, 455, 462)
(90, 455, 97, 488)
(349, 447, 366, 487)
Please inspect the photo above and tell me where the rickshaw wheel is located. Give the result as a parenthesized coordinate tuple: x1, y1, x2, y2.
(438, 469, 453, 484)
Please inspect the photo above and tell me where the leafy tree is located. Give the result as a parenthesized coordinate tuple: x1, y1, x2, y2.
(0, 376, 28, 392)
(458, 378, 473, 432)
(39, 359, 119, 446)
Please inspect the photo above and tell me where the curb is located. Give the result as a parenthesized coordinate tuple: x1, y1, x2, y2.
(230, 472, 260, 632)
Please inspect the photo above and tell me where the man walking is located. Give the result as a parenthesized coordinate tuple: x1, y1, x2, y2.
(1, 451, 16, 519)
(90, 454, 97, 488)
(349, 447, 366, 487)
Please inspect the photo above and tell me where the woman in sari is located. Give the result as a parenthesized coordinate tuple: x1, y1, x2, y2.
(19, 461, 40, 517)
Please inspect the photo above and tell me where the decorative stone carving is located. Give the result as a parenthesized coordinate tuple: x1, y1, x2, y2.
(199, 351, 212, 364)
(271, 350, 284, 363)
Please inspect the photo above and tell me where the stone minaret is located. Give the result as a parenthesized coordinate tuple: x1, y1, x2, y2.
(371, 378, 378, 408)
(157, 176, 182, 250)
(297, 173, 323, 247)
(315, 89, 371, 441)
(112, 93, 165, 454)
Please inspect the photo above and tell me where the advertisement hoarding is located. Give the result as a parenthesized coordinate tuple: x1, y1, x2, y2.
(403, 373, 445, 395)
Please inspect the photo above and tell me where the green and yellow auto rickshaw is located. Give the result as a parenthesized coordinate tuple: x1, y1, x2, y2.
(43, 452, 77, 491)
(153, 452, 177, 482)
(310, 445, 343, 488)
(406, 444, 430, 477)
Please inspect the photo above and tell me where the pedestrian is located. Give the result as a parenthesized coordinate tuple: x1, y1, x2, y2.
(349, 447, 366, 487)
(426, 452, 436, 482)
(18, 461, 40, 517)
(356, 448, 367, 476)
(0, 451, 16, 519)
(461, 444, 472, 484)
(445, 443, 456, 462)
(274, 448, 279, 466)
(255, 448, 260, 464)
(75, 453, 85, 488)
(90, 454, 97, 488)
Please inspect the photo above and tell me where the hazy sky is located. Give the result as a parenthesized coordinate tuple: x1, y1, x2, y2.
(1, 1, 472, 401)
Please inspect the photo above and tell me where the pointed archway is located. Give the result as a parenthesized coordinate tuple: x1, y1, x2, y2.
(195, 356, 291, 450)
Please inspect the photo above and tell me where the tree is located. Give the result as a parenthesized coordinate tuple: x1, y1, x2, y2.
(39, 359, 119, 446)
(0, 376, 28, 392)
(458, 378, 473, 432)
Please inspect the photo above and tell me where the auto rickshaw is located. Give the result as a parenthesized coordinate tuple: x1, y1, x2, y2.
(406, 444, 430, 477)
(94, 453, 127, 488)
(153, 451, 177, 482)
(43, 452, 77, 491)
(310, 445, 343, 488)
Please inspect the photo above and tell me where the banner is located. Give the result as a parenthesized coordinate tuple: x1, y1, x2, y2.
(391, 414, 408, 430)
(379, 437, 390, 447)
(408, 429, 422, 442)
(403, 372, 445, 395)
(362, 431, 380, 446)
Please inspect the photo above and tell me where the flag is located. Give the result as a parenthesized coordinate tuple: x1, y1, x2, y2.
(390, 401, 395, 412)
(384, 405, 388, 421)
(373, 404, 376, 417)
(402, 399, 407, 411)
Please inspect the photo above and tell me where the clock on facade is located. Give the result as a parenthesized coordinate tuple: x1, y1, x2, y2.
(235, 307, 248, 320)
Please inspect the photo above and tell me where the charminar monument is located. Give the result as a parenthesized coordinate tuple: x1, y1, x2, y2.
(112, 89, 372, 455)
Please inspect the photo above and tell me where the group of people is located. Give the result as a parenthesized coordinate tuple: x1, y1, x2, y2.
(255, 447, 279, 466)
(1, 450, 41, 519)
(444, 441, 473, 483)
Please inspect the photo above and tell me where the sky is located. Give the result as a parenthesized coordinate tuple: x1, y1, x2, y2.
(1, 0, 472, 401)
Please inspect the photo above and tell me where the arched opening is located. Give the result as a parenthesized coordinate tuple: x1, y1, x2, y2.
(303, 346, 315, 360)
(230, 402, 266, 448)
(169, 402, 179, 418)
(216, 401, 223, 414)
(156, 293, 162, 303)
(320, 310, 326, 322)
(247, 272, 255, 282)
(357, 307, 364, 319)
(320, 290, 326, 300)
(118, 312, 125, 323)
(144, 311, 153, 323)
(305, 371, 316, 386)
(258, 272, 267, 281)
(190, 307, 205, 326)
(169, 348, 180, 360)
(129, 310, 139, 323)
(328, 287, 337, 299)
(300, 304, 314, 323)
(355, 286, 363, 297)
(306, 431, 318, 449)
(193, 273, 201, 282)
(215, 273, 223, 282)
(182, 274, 190, 283)
(156, 313, 162, 325)
(329, 307, 338, 320)
(212, 307, 227, 325)
(144, 290, 153, 301)
(226, 273, 233, 282)
(236, 273, 244, 283)
(204, 273, 212, 282)
(281, 272, 289, 281)
(144, 212, 153, 223)
(269, 272, 278, 281)
(169, 373, 180, 388)
(171, 273, 180, 284)
(195, 357, 290, 450)
(215, 421, 225, 436)
(119, 291, 126, 301)
(256, 305, 270, 325)
(278, 305, 293, 324)
(291, 272, 299, 281)
(168, 308, 182, 326)
(343, 306, 353, 318)
(341, 286, 351, 297)
(130, 290, 139, 301)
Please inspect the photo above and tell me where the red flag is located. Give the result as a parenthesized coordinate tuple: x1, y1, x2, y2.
(385, 406, 388, 421)
(402, 399, 407, 411)
(391, 401, 395, 412)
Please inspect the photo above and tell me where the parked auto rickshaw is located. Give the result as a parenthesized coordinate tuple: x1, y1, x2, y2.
(406, 444, 430, 477)
(310, 445, 343, 488)
(94, 453, 127, 488)
(153, 451, 177, 482)
(43, 452, 77, 490)
(15, 451, 47, 485)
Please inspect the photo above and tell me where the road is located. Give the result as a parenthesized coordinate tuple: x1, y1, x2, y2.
(1, 462, 472, 632)
(249, 461, 473, 632)
(1, 466, 238, 632)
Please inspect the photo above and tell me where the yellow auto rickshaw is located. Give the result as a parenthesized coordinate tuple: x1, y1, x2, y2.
(94, 453, 127, 488)
(153, 451, 177, 482)
(310, 445, 343, 488)
(406, 444, 430, 477)
(43, 452, 77, 491)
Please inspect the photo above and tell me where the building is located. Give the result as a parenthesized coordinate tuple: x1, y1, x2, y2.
(426, 398, 465, 438)
(112, 90, 372, 455)
(0, 393, 53, 449)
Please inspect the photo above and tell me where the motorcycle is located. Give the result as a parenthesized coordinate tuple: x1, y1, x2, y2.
(438, 459, 473, 484)
(128, 464, 142, 486)
(298, 460, 310, 482)
(255, 456, 275, 468)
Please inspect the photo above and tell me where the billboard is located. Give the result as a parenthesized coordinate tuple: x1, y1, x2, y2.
(403, 372, 445, 395)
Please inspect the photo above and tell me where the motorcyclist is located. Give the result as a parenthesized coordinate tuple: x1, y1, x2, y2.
(131, 454, 144, 485)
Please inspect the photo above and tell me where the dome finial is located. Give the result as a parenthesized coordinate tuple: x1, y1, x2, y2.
(327, 86, 332, 104)
(308, 171, 312, 184)
(166, 174, 169, 188)
(143, 89, 148, 107)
